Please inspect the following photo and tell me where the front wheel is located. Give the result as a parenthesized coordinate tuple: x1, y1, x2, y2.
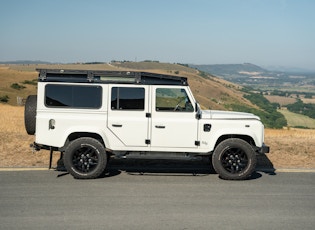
(212, 138, 257, 180)
(64, 137, 107, 179)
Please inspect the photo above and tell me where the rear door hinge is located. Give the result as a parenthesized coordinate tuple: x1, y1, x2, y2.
(195, 141, 200, 146)
(145, 139, 151, 145)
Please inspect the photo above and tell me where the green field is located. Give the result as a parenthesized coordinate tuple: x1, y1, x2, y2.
(279, 109, 315, 129)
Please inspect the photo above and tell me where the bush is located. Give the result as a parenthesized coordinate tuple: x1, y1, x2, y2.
(292, 125, 311, 129)
(198, 71, 209, 79)
(304, 93, 313, 99)
(11, 83, 26, 90)
(22, 79, 37, 86)
(0, 95, 9, 103)
(287, 99, 315, 119)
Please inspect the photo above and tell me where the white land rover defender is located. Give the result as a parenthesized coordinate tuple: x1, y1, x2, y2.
(24, 69, 269, 180)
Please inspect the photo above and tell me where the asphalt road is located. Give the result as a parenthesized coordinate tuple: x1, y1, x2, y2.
(0, 164, 314, 230)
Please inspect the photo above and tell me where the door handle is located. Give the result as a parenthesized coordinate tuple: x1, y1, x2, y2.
(155, 125, 165, 129)
(112, 124, 122, 127)
(49, 119, 55, 130)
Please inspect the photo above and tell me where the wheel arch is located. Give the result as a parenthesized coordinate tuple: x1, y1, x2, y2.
(214, 134, 255, 150)
(61, 132, 106, 151)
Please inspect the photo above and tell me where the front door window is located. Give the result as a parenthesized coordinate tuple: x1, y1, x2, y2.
(155, 88, 194, 112)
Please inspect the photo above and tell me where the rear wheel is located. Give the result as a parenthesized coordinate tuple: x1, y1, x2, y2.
(64, 137, 107, 179)
(212, 138, 257, 180)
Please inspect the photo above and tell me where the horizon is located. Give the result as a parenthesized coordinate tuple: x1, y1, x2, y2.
(1, 0, 315, 71)
(2, 60, 315, 73)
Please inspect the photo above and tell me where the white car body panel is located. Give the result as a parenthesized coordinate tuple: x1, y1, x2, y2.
(34, 77, 266, 154)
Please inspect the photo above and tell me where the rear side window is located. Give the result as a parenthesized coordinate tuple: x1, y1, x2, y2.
(111, 87, 145, 110)
(45, 84, 102, 108)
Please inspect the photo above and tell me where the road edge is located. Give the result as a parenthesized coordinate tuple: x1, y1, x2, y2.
(1, 167, 315, 173)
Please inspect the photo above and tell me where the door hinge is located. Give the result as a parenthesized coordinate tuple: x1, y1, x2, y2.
(145, 139, 151, 145)
(195, 141, 200, 146)
(146, 113, 151, 118)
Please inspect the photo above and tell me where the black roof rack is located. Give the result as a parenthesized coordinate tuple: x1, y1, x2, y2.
(36, 69, 188, 86)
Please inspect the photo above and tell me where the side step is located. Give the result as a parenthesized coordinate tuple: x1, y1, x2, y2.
(113, 152, 207, 161)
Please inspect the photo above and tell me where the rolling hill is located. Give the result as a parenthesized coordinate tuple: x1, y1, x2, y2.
(190, 63, 266, 75)
(0, 62, 253, 112)
(1, 61, 314, 128)
(190, 63, 315, 92)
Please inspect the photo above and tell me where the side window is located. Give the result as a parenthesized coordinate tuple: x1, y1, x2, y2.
(111, 87, 145, 110)
(156, 88, 194, 112)
(45, 84, 102, 108)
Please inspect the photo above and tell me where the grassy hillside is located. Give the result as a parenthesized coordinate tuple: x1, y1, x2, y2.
(0, 66, 38, 105)
(108, 61, 255, 111)
(2, 62, 314, 129)
(278, 109, 315, 129)
(0, 63, 252, 111)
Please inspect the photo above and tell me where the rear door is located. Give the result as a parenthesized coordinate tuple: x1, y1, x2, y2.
(107, 85, 150, 147)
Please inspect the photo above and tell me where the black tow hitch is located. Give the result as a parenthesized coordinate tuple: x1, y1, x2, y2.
(30, 142, 41, 152)
(30, 143, 63, 170)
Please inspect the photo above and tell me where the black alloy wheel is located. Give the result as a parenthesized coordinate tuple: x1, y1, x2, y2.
(212, 138, 257, 180)
(64, 137, 107, 179)
(221, 147, 248, 174)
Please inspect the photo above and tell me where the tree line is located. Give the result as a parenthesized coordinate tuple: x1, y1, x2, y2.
(229, 89, 287, 129)
(287, 99, 315, 119)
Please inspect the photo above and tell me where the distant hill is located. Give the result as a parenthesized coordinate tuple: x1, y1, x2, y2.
(190, 63, 315, 92)
(190, 63, 266, 76)
(0, 60, 52, 65)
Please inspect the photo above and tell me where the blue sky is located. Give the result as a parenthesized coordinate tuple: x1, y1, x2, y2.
(1, 0, 315, 70)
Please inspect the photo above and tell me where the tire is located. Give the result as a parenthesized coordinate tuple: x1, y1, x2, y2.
(212, 138, 257, 180)
(64, 137, 107, 179)
(24, 95, 37, 135)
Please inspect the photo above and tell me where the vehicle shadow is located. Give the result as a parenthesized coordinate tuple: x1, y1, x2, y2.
(55, 155, 276, 179)
(256, 154, 277, 176)
(107, 156, 276, 180)
(107, 158, 215, 176)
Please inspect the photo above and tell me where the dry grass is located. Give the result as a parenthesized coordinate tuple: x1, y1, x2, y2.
(0, 103, 314, 169)
(0, 67, 38, 106)
(265, 128, 315, 169)
(265, 95, 296, 106)
(0, 104, 52, 167)
(302, 97, 315, 104)
(265, 94, 315, 106)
